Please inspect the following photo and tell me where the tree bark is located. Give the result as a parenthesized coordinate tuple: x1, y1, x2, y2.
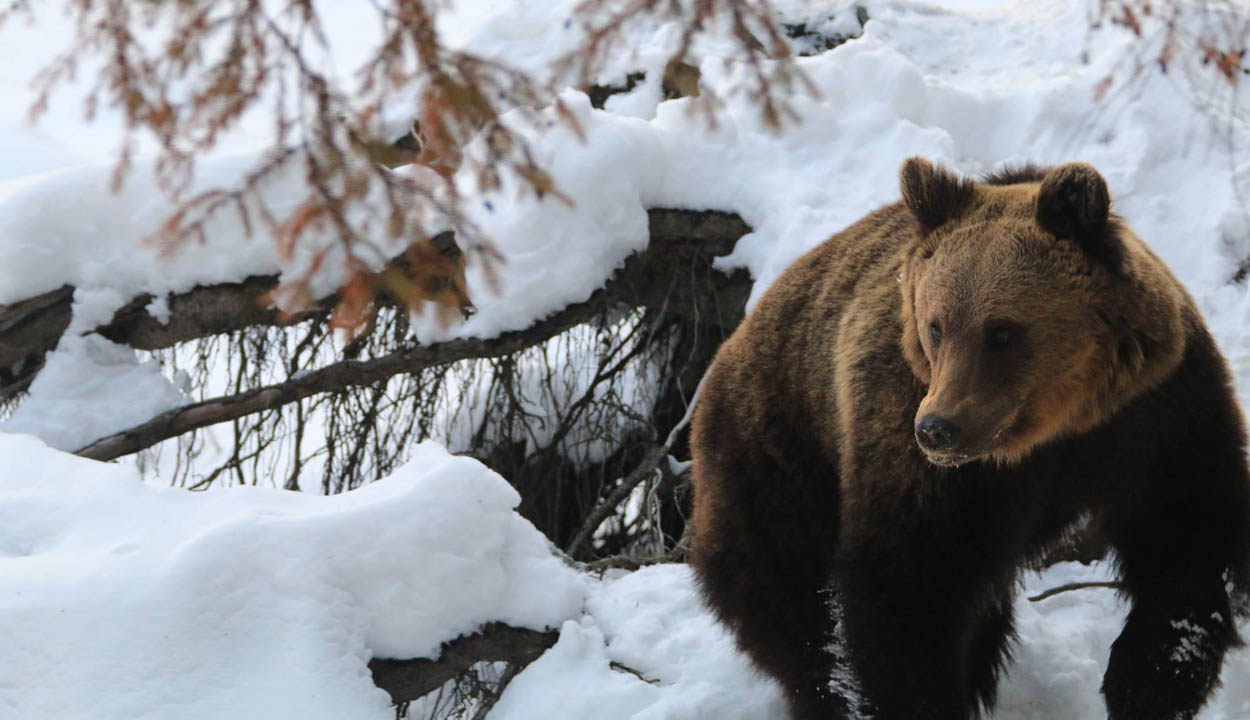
(369, 622, 558, 704)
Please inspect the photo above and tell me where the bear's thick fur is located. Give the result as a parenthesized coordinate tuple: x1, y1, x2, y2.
(689, 158, 1250, 719)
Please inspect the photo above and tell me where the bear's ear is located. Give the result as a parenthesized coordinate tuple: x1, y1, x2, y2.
(1035, 164, 1121, 269)
(899, 157, 976, 234)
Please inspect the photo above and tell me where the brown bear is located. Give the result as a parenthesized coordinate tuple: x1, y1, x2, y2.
(689, 158, 1250, 719)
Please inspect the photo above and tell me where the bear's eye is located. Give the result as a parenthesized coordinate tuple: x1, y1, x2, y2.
(986, 323, 1017, 348)
(929, 321, 943, 347)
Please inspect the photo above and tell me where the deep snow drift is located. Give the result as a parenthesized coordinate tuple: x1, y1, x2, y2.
(0, 437, 585, 719)
(2, 0, 1250, 717)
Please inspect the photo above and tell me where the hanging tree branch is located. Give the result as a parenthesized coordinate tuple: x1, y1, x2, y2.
(75, 286, 608, 460)
(65, 208, 751, 461)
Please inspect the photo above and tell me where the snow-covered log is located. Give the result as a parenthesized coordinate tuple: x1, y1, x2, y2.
(0, 209, 750, 407)
(58, 209, 748, 460)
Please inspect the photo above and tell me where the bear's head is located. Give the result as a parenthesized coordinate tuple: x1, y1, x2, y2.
(897, 157, 1187, 467)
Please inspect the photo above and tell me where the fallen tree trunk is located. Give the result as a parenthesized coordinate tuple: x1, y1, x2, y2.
(0, 209, 749, 404)
(63, 209, 751, 460)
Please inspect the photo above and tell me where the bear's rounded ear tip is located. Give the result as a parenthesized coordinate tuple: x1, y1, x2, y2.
(901, 156, 931, 171)
(900, 157, 975, 234)
(1050, 163, 1108, 196)
(899, 157, 933, 186)
(1037, 163, 1110, 239)
(899, 157, 933, 211)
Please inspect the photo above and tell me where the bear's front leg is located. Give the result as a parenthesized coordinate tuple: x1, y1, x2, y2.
(1102, 577, 1237, 720)
(688, 423, 848, 719)
(835, 575, 990, 718)
(1102, 374, 1250, 720)
(834, 535, 1008, 720)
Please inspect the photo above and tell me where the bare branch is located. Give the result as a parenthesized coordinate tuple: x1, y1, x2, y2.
(565, 370, 707, 557)
(583, 536, 688, 573)
(75, 286, 605, 461)
(565, 445, 666, 558)
(1027, 581, 1125, 603)
(67, 209, 750, 461)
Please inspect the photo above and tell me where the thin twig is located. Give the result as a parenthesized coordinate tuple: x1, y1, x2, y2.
(75, 291, 607, 461)
(564, 370, 708, 557)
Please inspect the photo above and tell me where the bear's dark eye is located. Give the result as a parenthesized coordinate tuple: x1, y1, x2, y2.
(986, 323, 1017, 349)
(929, 321, 943, 347)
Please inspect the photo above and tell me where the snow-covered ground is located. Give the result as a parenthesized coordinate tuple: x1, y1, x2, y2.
(3, 0, 1250, 717)
(0, 437, 584, 718)
(3, 424, 1246, 719)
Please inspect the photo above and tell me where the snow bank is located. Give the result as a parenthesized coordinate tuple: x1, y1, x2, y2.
(0, 287, 189, 451)
(0, 437, 585, 719)
(5, 432, 1196, 720)
(0, 333, 186, 451)
(492, 565, 787, 720)
(0, 154, 297, 306)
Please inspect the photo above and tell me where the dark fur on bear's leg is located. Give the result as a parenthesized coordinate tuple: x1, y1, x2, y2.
(689, 383, 847, 719)
(965, 589, 1016, 713)
(1100, 332, 1250, 720)
(1102, 594, 1236, 720)
(837, 585, 975, 718)
(832, 498, 1019, 720)
(1099, 332, 1250, 720)
(693, 517, 843, 719)
(689, 448, 847, 720)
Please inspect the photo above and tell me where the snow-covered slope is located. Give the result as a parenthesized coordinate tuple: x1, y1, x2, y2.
(2, 0, 1250, 717)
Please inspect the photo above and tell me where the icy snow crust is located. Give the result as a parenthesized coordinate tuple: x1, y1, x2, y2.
(4, 0, 1250, 717)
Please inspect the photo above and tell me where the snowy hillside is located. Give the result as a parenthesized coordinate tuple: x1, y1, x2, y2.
(2, 0, 1250, 718)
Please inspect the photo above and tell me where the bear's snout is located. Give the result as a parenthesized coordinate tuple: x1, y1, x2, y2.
(915, 415, 961, 453)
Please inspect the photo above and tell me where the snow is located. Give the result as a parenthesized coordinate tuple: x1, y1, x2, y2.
(997, 563, 1124, 720)
(3, 2, 1244, 353)
(492, 565, 787, 720)
(0, 154, 294, 306)
(1, 287, 187, 451)
(0, 333, 186, 451)
(0, 437, 585, 719)
(1, 0, 1250, 717)
(491, 564, 1249, 720)
(0, 10, 110, 179)
(0, 433, 1219, 720)
(491, 619, 667, 719)
(7, 0, 1247, 385)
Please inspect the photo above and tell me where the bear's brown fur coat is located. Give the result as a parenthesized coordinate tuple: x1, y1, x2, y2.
(689, 158, 1250, 719)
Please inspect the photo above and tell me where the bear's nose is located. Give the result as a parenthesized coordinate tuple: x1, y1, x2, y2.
(915, 415, 961, 452)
